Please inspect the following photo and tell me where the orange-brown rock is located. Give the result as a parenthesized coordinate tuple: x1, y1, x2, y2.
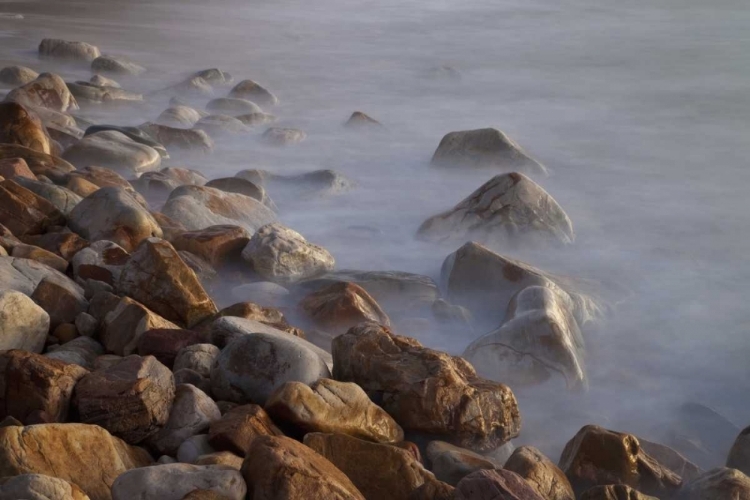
(504, 446, 574, 500)
(31, 276, 88, 328)
(332, 322, 521, 452)
(0, 157, 36, 180)
(300, 282, 390, 334)
(171, 225, 249, 268)
(208, 404, 283, 456)
(66, 166, 147, 206)
(102, 296, 180, 356)
(240, 435, 365, 500)
(580, 485, 658, 500)
(194, 451, 244, 470)
(0, 144, 75, 182)
(11, 243, 68, 272)
(4, 73, 78, 113)
(20, 231, 89, 260)
(205, 301, 303, 338)
(0, 102, 51, 154)
(151, 211, 187, 242)
(676, 467, 750, 500)
(65, 175, 100, 197)
(0, 178, 65, 236)
(426, 440, 498, 486)
(409, 480, 455, 500)
(454, 469, 545, 500)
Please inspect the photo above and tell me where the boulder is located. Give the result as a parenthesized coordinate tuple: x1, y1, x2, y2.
(676, 467, 750, 500)
(300, 281, 390, 334)
(237, 168, 353, 198)
(74, 354, 176, 444)
(228, 80, 278, 106)
(62, 130, 160, 176)
(4, 73, 78, 112)
(20, 232, 89, 260)
(240, 435, 365, 500)
(194, 115, 249, 136)
(178, 434, 217, 464)
(102, 297, 180, 356)
(426, 441, 499, 486)
(728, 427, 750, 476)
(132, 166, 207, 198)
(265, 378, 403, 443)
(206, 98, 261, 116)
(161, 76, 214, 98)
(65, 166, 147, 205)
(110, 464, 246, 500)
(504, 446, 574, 500)
(638, 437, 702, 482)
(139, 123, 214, 152)
(0, 179, 65, 236)
(206, 302, 303, 338)
(0, 144, 75, 182)
(0, 65, 39, 86)
(262, 127, 306, 146)
(38, 39, 100, 62)
(31, 276, 88, 328)
(70, 239, 129, 284)
(579, 485, 658, 500)
(0, 157, 36, 179)
(0, 102, 51, 154)
(345, 111, 382, 128)
(194, 452, 244, 470)
(332, 322, 521, 452)
(409, 480, 456, 500)
(305, 432, 435, 500)
(68, 187, 162, 252)
(0, 289, 50, 352)
(137, 329, 204, 368)
(171, 225, 249, 268)
(157, 105, 204, 128)
(90, 74, 120, 87)
(431, 128, 547, 176)
(174, 344, 220, 377)
(193, 69, 233, 86)
(91, 55, 146, 75)
(66, 82, 142, 104)
(0, 473, 90, 500)
(45, 336, 104, 369)
(0, 255, 81, 296)
(12, 243, 68, 273)
(13, 177, 82, 215)
(454, 469, 545, 500)
(0, 423, 152, 500)
(207, 404, 282, 456)
(204, 177, 274, 208)
(83, 125, 166, 158)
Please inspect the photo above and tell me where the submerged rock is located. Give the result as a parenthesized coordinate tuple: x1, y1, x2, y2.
(236, 168, 353, 198)
(676, 467, 750, 500)
(206, 97, 262, 116)
(140, 123, 214, 152)
(38, 38, 101, 62)
(91, 55, 146, 75)
(262, 127, 306, 146)
(344, 111, 382, 128)
(0, 65, 39, 86)
(84, 125, 167, 158)
(228, 79, 278, 106)
(66, 82, 142, 104)
(193, 68, 233, 86)
(299, 281, 390, 334)
(194, 114, 249, 136)
(157, 104, 204, 128)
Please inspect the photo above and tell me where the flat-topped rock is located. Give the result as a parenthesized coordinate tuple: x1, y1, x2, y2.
(39, 38, 101, 62)
(62, 130, 161, 176)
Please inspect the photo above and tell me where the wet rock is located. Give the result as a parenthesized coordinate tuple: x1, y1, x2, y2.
(332, 322, 521, 451)
(66, 82, 143, 104)
(300, 281, 390, 334)
(91, 55, 146, 75)
(454, 469, 544, 500)
(83, 125, 166, 158)
(504, 446, 574, 500)
(62, 130, 160, 176)
(676, 467, 750, 500)
(140, 123, 214, 152)
(0, 422, 152, 500)
(228, 80, 278, 106)
(194, 114, 249, 136)
(111, 463, 246, 500)
(31, 276, 88, 328)
(0, 473, 90, 500)
(241, 435, 365, 500)
(0, 254, 80, 296)
(133, 166, 208, 198)
(157, 105, 204, 128)
(74, 354, 176, 444)
(418, 172, 574, 245)
(237, 168, 353, 197)
(426, 441, 499, 486)
(207, 404, 282, 456)
(102, 297, 180, 356)
(0, 157, 36, 179)
(171, 225, 250, 268)
(728, 427, 750, 476)
(13, 177, 82, 215)
(265, 378, 403, 442)
(90, 73, 120, 87)
(345, 111, 382, 128)
(68, 186, 162, 252)
(38, 38, 100, 62)
(0, 65, 39, 86)
(432, 128, 547, 176)
(0, 350, 87, 424)
(174, 344, 220, 377)
(0, 289, 49, 352)
(305, 432, 435, 500)
(579, 485, 658, 500)
(70, 239, 129, 284)
(0, 178, 65, 235)
(137, 328, 204, 368)
(0, 102, 51, 154)
(5, 73, 78, 112)
(559, 425, 683, 497)
(163, 76, 214, 98)
(204, 177, 274, 208)
(193, 69, 233, 86)
(206, 97, 262, 116)
(162, 185, 277, 233)
(0, 144, 75, 182)
(45, 336, 104, 369)
(262, 127, 306, 146)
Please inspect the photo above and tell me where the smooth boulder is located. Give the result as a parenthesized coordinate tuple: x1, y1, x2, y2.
(110, 464, 246, 500)
(0, 289, 50, 352)
(4, 73, 78, 113)
(62, 130, 161, 176)
(39, 39, 100, 62)
(0, 102, 51, 154)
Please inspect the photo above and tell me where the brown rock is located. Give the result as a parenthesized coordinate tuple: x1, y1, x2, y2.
(194, 451, 244, 470)
(639, 437, 702, 482)
(181, 490, 234, 500)
(504, 446, 574, 500)
(559, 425, 683, 497)
(205, 301, 303, 338)
(454, 469, 545, 500)
(0, 157, 36, 180)
(151, 210, 189, 241)
(19, 231, 89, 260)
(31, 276, 88, 328)
(676, 467, 750, 500)
(345, 111, 382, 128)
(74, 354, 176, 444)
(137, 328, 204, 367)
(728, 427, 750, 476)
(53, 322, 79, 343)
(65, 175, 100, 197)
(241, 435, 365, 500)
(171, 225, 249, 268)
(102, 296, 180, 356)
(66, 166, 147, 206)
(332, 322, 521, 452)
(0, 144, 75, 182)
(4, 73, 78, 113)
(580, 485, 658, 500)
(0, 102, 51, 154)
(208, 404, 283, 456)
(300, 282, 390, 334)
(0, 350, 88, 424)
(12, 243, 68, 272)
(0, 178, 65, 236)
(426, 440, 498, 486)
(228, 79, 278, 106)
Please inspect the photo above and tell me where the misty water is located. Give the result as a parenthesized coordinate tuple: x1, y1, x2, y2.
(3, 0, 748, 463)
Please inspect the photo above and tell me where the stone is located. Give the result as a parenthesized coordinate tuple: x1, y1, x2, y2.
(207, 404, 282, 456)
(181, 490, 235, 500)
(133, 166, 208, 198)
(0, 473, 90, 500)
(300, 281, 391, 334)
(206, 98, 262, 116)
(454, 469, 545, 500)
(162, 185, 277, 234)
(4, 73, 78, 112)
(20, 232, 89, 260)
(638, 437, 702, 482)
(62, 130, 160, 176)
(12, 243, 68, 273)
(236, 168, 353, 198)
(151, 212, 188, 242)
(207, 302, 303, 338)
(66, 82, 142, 104)
(210, 331, 330, 405)
(262, 127, 306, 146)
(0, 350, 87, 424)
(38, 39, 100, 62)
(110, 464, 246, 500)
(140, 123, 214, 152)
(171, 225, 249, 268)
(235, 112, 276, 127)
(426, 441, 499, 486)
(179, 251, 217, 285)
(0, 179, 65, 236)
(229, 281, 289, 308)
(676, 467, 750, 500)
(332, 323, 521, 452)
(177, 435, 216, 464)
(194, 115, 249, 136)
(147, 383, 221, 456)
(157, 105, 204, 128)
(174, 369, 211, 395)
(0, 289, 50, 352)
(194, 452, 244, 470)
(409, 480, 456, 500)
(728, 427, 750, 476)
(90, 74, 120, 87)
(74, 312, 97, 337)
(174, 344, 220, 377)
(0, 255, 81, 297)
(579, 485, 658, 500)
(74, 354, 176, 444)
(204, 177, 274, 209)
(68, 187, 162, 252)
(305, 432, 435, 500)
(265, 378, 403, 442)
(504, 446, 574, 500)
(0, 144, 75, 182)
(92, 55, 146, 75)
(45, 336, 103, 369)
(0, 157, 36, 179)
(66, 166, 147, 206)
(193, 69, 233, 86)
(116, 237, 218, 327)
(102, 297, 180, 356)
(13, 177, 82, 215)
(241, 435, 365, 500)
(31, 276, 88, 328)
(0, 102, 51, 154)
(0, 423, 152, 500)
(228, 80, 278, 106)
(431, 128, 547, 176)
(71, 240, 129, 285)
(53, 323, 79, 343)
(0, 65, 39, 86)
(345, 111, 382, 128)
(83, 125, 166, 158)
(418, 173, 574, 246)
(559, 425, 683, 497)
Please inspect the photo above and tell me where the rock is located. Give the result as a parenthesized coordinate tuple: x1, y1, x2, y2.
(426, 441, 499, 486)
(171, 369, 211, 397)
(265, 378, 403, 443)
(0, 157, 36, 179)
(0, 65, 39, 86)
(332, 323, 521, 452)
(0, 102, 51, 154)
(65, 166, 147, 206)
(579, 485, 658, 500)
(241, 435, 365, 499)
(638, 437, 702, 482)
(20, 232, 89, 260)
(228, 80, 278, 106)
(206, 98, 261, 116)
(204, 177, 274, 208)
(62, 130, 161, 176)
(241, 223, 334, 284)
(71, 239, 129, 285)
(195, 452, 244, 470)
(300, 281, 390, 335)
(0, 350, 87, 424)
(0, 144, 75, 182)
(147, 383, 221, 456)
(409, 480, 456, 500)
(237, 168, 353, 198)
(0, 254, 81, 297)
(504, 446, 574, 500)
(728, 427, 750, 476)
(162, 76, 214, 98)
(74, 354, 175, 444)
(136, 328, 203, 367)
(133, 166, 208, 198)
(418, 173, 574, 246)
(0, 423, 152, 500)
(45, 336, 104, 369)
(179, 251, 217, 285)
(38, 39, 100, 62)
(0, 179, 65, 236)
(53, 322, 79, 343)
(111, 463, 246, 500)
(676, 467, 750, 500)
(0, 473, 90, 500)
(229, 281, 289, 307)
(13, 177, 82, 215)
(193, 69, 233, 86)
(140, 123, 214, 153)
(74, 312, 98, 337)
(181, 490, 235, 500)
(157, 105, 204, 128)
(90, 74, 120, 87)
(262, 127, 306, 146)
(177, 434, 216, 463)
(31, 276, 88, 328)
(210, 328, 331, 405)
(116, 237, 217, 327)
(83, 125, 166, 158)
(559, 425, 682, 497)
(12, 243, 68, 273)
(162, 185, 277, 234)
(194, 115, 249, 136)
(207, 404, 282, 456)
(174, 344, 220, 377)
(454, 469, 545, 500)
(431, 128, 547, 176)
(66, 82, 142, 104)
(68, 187, 162, 252)
(103, 296, 180, 356)
(207, 302, 303, 338)
(345, 111, 382, 128)
(171, 225, 249, 268)
(305, 432, 435, 500)
(669, 402, 742, 469)
(91, 55, 146, 75)
(235, 112, 276, 127)
(0, 289, 50, 352)
(5, 73, 78, 112)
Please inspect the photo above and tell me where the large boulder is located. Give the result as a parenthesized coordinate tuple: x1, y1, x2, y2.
(110, 464, 245, 500)
(38, 39, 100, 62)
(74, 354, 176, 444)
(0, 102, 51, 154)
(240, 435, 365, 500)
(0, 144, 75, 182)
(426, 441, 499, 486)
(65, 166, 147, 205)
(20, 232, 88, 261)
(102, 297, 180, 356)
(332, 323, 521, 452)
(228, 80, 278, 106)
(431, 128, 547, 176)
(156, 105, 204, 128)
(207, 404, 282, 457)
(0, 473, 90, 500)
(676, 467, 750, 500)
(504, 446, 574, 500)
(0, 65, 39, 86)
(299, 281, 390, 335)
(638, 437, 702, 482)
(579, 485, 658, 500)
(418, 173, 573, 245)
(171, 225, 249, 268)
(62, 130, 161, 176)
(0, 290, 50, 353)
(68, 187, 162, 252)
(265, 378, 403, 443)
(116, 238, 217, 327)
(0, 179, 65, 236)
(137, 328, 204, 368)
(14, 177, 83, 215)
(0, 423, 152, 500)
(454, 469, 545, 500)
(4, 73, 78, 112)
(0, 255, 81, 296)
(45, 336, 104, 370)
(174, 344, 220, 377)
(162, 185, 277, 234)
(206, 97, 262, 116)
(31, 276, 89, 329)
(139, 123, 214, 153)
(728, 427, 750, 476)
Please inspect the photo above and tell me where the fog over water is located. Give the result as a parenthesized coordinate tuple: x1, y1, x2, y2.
(3, 0, 749, 461)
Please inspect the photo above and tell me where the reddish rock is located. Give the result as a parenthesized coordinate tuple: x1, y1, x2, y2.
(0, 157, 36, 180)
(137, 328, 205, 368)
(30, 276, 88, 328)
(454, 469, 545, 500)
(102, 296, 180, 356)
(19, 231, 89, 260)
(0, 144, 75, 182)
(0, 178, 65, 235)
(171, 225, 250, 268)
(300, 281, 390, 334)
(12, 243, 68, 272)
(208, 404, 283, 456)
(0, 102, 51, 154)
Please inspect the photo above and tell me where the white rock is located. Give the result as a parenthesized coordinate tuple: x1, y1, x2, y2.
(111, 463, 246, 500)
(0, 289, 50, 353)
